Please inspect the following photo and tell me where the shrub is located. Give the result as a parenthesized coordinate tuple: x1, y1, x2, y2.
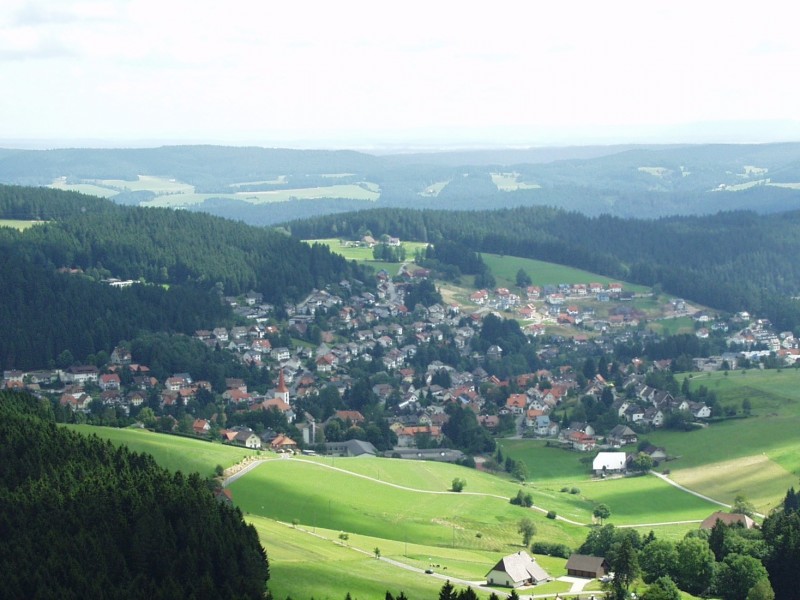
(546, 511, 557, 519)
(530, 541, 572, 558)
(570, 487, 581, 495)
(560, 486, 570, 493)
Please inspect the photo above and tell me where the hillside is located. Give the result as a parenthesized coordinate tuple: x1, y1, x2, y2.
(0, 184, 368, 370)
(4, 143, 800, 224)
(0, 391, 269, 599)
(288, 206, 800, 331)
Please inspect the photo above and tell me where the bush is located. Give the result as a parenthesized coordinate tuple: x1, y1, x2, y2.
(546, 511, 557, 519)
(570, 487, 581, 495)
(560, 486, 570, 493)
(530, 541, 572, 558)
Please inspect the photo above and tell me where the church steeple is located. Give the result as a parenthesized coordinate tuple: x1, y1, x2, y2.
(275, 370, 289, 403)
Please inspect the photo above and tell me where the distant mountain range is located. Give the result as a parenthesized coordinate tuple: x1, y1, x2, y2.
(3, 143, 800, 224)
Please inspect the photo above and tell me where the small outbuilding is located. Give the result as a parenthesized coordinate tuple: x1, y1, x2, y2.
(485, 551, 551, 588)
(565, 554, 611, 579)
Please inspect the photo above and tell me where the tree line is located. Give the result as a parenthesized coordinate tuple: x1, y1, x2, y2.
(287, 206, 800, 331)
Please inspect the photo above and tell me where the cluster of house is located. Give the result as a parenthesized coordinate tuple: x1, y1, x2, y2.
(486, 508, 758, 590)
(1, 266, 718, 458)
(485, 550, 611, 589)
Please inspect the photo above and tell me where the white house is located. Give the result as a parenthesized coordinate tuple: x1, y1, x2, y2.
(593, 451, 628, 476)
(485, 551, 551, 588)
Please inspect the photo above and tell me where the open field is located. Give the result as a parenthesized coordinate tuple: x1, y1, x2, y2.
(419, 180, 450, 196)
(482, 254, 650, 294)
(248, 515, 575, 600)
(0, 219, 45, 230)
(648, 315, 696, 335)
(69, 425, 711, 597)
(232, 182, 380, 203)
(64, 425, 257, 476)
(496, 441, 720, 526)
(228, 458, 590, 550)
(49, 175, 381, 206)
(491, 172, 541, 191)
(306, 238, 430, 265)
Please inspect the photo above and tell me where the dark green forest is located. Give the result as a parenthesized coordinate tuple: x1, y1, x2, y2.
(287, 206, 800, 332)
(0, 185, 368, 369)
(0, 391, 269, 599)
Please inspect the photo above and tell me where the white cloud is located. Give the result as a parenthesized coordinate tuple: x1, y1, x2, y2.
(2, 0, 800, 145)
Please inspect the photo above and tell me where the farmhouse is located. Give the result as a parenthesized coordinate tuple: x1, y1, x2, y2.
(485, 551, 551, 588)
(592, 451, 628, 476)
(700, 511, 757, 530)
(565, 554, 611, 579)
(606, 424, 638, 447)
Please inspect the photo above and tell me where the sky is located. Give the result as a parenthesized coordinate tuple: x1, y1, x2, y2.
(2, 0, 800, 149)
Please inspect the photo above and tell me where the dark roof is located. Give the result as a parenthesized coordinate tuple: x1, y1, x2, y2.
(700, 511, 756, 529)
(565, 554, 609, 573)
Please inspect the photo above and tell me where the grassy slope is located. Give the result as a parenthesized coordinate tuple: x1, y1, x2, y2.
(228, 458, 588, 551)
(64, 425, 258, 477)
(248, 516, 572, 600)
(482, 254, 650, 293)
(642, 369, 800, 512)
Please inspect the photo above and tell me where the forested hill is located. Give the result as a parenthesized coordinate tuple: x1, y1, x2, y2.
(288, 206, 800, 331)
(5, 143, 800, 224)
(0, 185, 367, 369)
(0, 391, 270, 598)
(0, 184, 364, 297)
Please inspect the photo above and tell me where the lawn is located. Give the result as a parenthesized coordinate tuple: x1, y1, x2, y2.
(64, 425, 258, 476)
(306, 238, 430, 266)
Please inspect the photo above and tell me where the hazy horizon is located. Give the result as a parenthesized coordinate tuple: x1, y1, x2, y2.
(4, 118, 800, 153)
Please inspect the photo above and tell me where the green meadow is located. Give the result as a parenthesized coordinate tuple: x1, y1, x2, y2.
(0, 219, 45, 230)
(247, 515, 575, 600)
(306, 238, 430, 266)
(496, 441, 720, 526)
(228, 458, 589, 550)
(64, 425, 257, 476)
(482, 254, 650, 294)
(49, 175, 382, 207)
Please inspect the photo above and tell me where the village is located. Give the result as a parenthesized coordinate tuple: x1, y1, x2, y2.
(2, 260, 794, 468)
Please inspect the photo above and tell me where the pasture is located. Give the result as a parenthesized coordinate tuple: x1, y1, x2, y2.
(0, 219, 45, 230)
(49, 175, 382, 207)
(482, 254, 650, 294)
(491, 172, 541, 191)
(496, 440, 720, 527)
(306, 238, 430, 266)
(228, 457, 590, 550)
(248, 515, 573, 600)
(64, 425, 257, 476)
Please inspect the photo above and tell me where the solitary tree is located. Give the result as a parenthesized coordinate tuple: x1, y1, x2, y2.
(374, 547, 381, 559)
(517, 517, 537, 546)
(593, 504, 611, 524)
